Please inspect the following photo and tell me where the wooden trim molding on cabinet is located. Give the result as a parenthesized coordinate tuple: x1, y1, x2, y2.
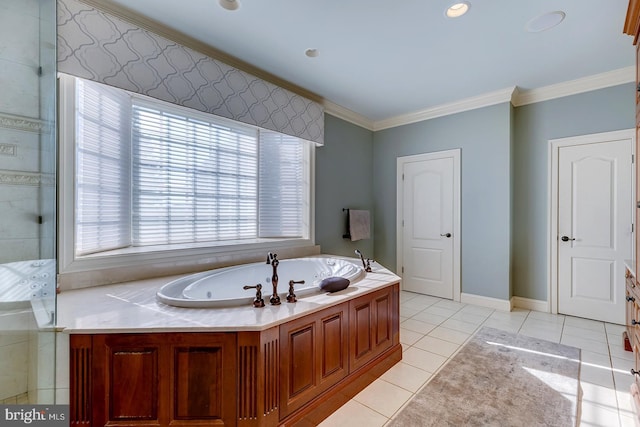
(70, 335, 92, 427)
(625, 0, 640, 43)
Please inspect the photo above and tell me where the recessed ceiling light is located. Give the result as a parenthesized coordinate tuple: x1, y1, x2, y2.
(446, 2, 470, 18)
(305, 48, 319, 58)
(525, 11, 565, 33)
(219, 0, 239, 11)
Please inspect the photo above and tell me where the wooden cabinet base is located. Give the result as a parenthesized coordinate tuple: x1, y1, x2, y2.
(70, 283, 401, 426)
(279, 343, 402, 427)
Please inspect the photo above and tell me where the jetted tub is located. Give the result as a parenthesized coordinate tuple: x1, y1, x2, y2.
(157, 256, 365, 308)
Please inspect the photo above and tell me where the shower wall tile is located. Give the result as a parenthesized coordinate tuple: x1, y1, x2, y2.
(0, 0, 40, 19)
(38, 138, 56, 174)
(0, 128, 40, 172)
(36, 331, 55, 390)
(30, 389, 54, 404)
(0, 238, 39, 263)
(55, 332, 69, 390)
(55, 388, 69, 405)
(27, 331, 36, 395)
(0, 59, 40, 118)
(0, 308, 35, 331)
(0, 330, 29, 347)
(0, 186, 39, 239)
(0, 341, 29, 400)
(38, 237, 56, 259)
(0, 326, 31, 402)
(28, 330, 55, 399)
(0, 6, 40, 68)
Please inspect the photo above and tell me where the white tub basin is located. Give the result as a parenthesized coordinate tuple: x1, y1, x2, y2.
(157, 256, 364, 308)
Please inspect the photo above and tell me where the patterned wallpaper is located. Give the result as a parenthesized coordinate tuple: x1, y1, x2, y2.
(57, 0, 324, 145)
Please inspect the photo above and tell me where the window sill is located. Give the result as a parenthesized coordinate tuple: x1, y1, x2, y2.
(58, 239, 320, 291)
(80, 237, 307, 258)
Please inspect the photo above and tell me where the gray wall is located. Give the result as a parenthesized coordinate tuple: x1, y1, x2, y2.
(372, 103, 512, 300)
(316, 114, 374, 258)
(512, 83, 635, 300)
(317, 83, 634, 303)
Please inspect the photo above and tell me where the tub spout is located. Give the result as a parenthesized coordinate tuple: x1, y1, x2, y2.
(354, 249, 373, 273)
(266, 252, 281, 305)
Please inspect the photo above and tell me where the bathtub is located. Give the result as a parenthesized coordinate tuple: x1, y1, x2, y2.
(157, 256, 365, 308)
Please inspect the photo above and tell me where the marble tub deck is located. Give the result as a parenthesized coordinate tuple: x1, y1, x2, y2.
(56, 258, 401, 334)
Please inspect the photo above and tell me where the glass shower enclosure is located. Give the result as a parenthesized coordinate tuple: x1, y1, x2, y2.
(0, 0, 57, 404)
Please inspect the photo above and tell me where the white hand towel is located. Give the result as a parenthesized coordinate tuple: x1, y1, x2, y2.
(349, 210, 371, 241)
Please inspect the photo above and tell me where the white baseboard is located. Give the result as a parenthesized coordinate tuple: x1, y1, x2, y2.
(511, 296, 549, 312)
(460, 293, 512, 312)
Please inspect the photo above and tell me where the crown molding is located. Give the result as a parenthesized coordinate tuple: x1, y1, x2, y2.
(512, 66, 635, 106)
(369, 67, 634, 131)
(373, 87, 517, 131)
(323, 101, 374, 131)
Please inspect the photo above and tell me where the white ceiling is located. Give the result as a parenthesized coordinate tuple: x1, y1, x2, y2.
(107, 0, 634, 124)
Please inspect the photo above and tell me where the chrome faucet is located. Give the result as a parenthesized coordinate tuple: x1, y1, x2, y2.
(266, 252, 281, 305)
(355, 249, 373, 272)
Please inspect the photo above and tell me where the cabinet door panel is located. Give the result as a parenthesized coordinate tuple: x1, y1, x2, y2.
(350, 287, 396, 372)
(353, 303, 373, 359)
(109, 348, 158, 420)
(321, 313, 345, 378)
(174, 347, 223, 419)
(374, 293, 392, 348)
(289, 324, 316, 397)
(280, 303, 348, 419)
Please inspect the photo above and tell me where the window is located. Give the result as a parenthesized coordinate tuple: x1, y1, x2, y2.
(131, 101, 260, 246)
(60, 75, 312, 268)
(75, 79, 132, 255)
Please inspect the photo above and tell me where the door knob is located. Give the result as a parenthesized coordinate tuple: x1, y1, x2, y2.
(440, 233, 452, 238)
(560, 236, 575, 242)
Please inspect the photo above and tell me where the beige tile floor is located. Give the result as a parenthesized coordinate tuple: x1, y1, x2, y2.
(320, 291, 636, 427)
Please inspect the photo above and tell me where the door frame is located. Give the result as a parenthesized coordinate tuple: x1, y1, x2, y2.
(397, 149, 461, 302)
(548, 129, 635, 314)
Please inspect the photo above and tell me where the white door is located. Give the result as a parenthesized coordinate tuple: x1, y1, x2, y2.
(399, 150, 460, 300)
(557, 137, 633, 324)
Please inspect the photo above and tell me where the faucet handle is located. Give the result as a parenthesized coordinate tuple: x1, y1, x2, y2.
(287, 280, 305, 303)
(243, 284, 265, 308)
(365, 258, 373, 273)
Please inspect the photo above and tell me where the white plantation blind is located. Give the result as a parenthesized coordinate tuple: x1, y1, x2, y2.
(75, 79, 132, 255)
(70, 75, 310, 257)
(259, 131, 305, 238)
(132, 102, 259, 246)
